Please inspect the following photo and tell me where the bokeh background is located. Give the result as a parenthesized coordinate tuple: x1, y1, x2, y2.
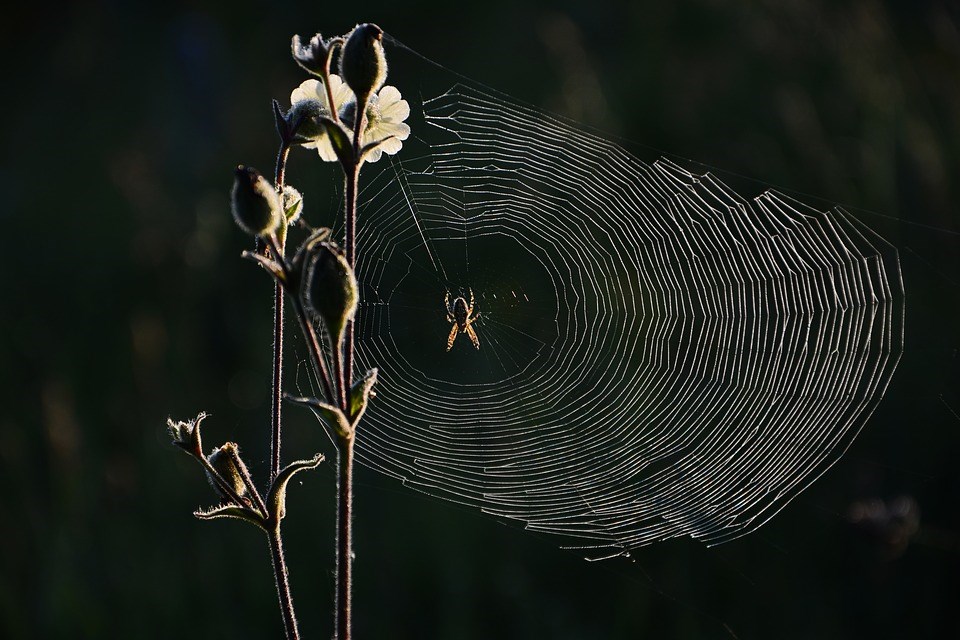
(3, 0, 959, 638)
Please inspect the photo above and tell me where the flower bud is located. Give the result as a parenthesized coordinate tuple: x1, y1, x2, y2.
(284, 98, 327, 142)
(231, 166, 281, 237)
(206, 442, 248, 503)
(300, 241, 358, 348)
(339, 23, 386, 103)
(168, 412, 207, 457)
(292, 33, 334, 76)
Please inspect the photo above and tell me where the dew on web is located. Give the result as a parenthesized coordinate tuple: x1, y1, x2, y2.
(326, 64, 904, 560)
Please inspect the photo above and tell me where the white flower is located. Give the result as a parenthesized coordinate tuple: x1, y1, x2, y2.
(358, 85, 411, 163)
(289, 74, 410, 164)
(290, 75, 354, 162)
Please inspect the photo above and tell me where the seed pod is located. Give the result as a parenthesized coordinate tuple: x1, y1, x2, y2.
(300, 240, 358, 349)
(205, 442, 248, 503)
(339, 23, 386, 103)
(230, 166, 281, 237)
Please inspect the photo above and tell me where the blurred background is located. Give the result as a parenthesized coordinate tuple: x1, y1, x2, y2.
(2, 0, 959, 638)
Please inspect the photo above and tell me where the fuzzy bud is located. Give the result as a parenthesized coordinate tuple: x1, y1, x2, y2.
(231, 166, 281, 237)
(284, 98, 327, 143)
(300, 241, 358, 348)
(292, 33, 334, 76)
(339, 23, 386, 103)
(168, 412, 206, 457)
(205, 442, 248, 503)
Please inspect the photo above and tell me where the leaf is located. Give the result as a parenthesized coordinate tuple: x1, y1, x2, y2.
(285, 394, 352, 439)
(359, 135, 396, 163)
(266, 454, 325, 525)
(240, 249, 286, 282)
(194, 504, 266, 530)
(349, 368, 378, 425)
(272, 98, 287, 140)
(320, 117, 355, 166)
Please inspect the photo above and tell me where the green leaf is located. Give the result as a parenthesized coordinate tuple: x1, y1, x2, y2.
(285, 394, 352, 438)
(194, 504, 266, 530)
(320, 117, 355, 166)
(349, 368, 378, 425)
(266, 454, 325, 525)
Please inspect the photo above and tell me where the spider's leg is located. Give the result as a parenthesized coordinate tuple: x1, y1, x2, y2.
(447, 313, 455, 323)
(446, 323, 459, 351)
(469, 288, 475, 309)
(466, 323, 480, 350)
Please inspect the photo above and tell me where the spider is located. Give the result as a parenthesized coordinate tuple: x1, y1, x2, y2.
(445, 289, 481, 351)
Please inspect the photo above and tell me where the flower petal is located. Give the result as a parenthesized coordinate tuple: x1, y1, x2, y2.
(382, 100, 410, 124)
(374, 121, 410, 142)
(291, 79, 321, 105)
(364, 146, 384, 163)
(327, 74, 355, 112)
(316, 137, 339, 163)
(378, 136, 404, 156)
(378, 87, 410, 123)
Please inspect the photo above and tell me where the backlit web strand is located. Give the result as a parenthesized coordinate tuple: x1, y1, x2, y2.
(347, 82, 904, 559)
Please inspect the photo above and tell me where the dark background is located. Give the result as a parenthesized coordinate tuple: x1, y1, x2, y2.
(3, 0, 959, 638)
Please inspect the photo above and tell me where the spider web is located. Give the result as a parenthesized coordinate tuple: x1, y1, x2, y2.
(342, 77, 904, 559)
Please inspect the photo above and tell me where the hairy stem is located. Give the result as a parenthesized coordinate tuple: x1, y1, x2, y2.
(333, 340, 347, 413)
(226, 444, 268, 517)
(321, 60, 340, 126)
(270, 143, 291, 482)
(276, 143, 290, 191)
(333, 95, 365, 640)
(270, 264, 285, 481)
(335, 436, 355, 640)
(343, 160, 358, 400)
(268, 526, 301, 640)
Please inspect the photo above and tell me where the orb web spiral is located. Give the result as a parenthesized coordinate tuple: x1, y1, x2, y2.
(344, 81, 904, 558)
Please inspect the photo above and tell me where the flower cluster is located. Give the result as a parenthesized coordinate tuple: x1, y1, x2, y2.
(289, 74, 410, 163)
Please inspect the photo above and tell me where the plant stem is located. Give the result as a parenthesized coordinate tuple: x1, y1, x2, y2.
(268, 525, 301, 640)
(335, 435, 355, 640)
(276, 143, 290, 190)
(270, 142, 291, 482)
(270, 264, 285, 482)
(343, 160, 358, 398)
(343, 101, 364, 397)
(333, 97, 364, 640)
(332, 340, 347, 414)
